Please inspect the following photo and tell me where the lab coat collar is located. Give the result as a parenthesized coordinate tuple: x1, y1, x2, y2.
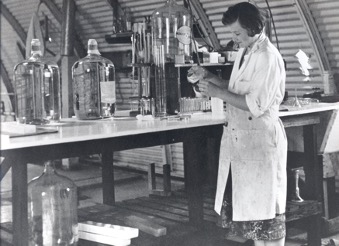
(247, 32, 267, 54)
(230, 33, 269, 88)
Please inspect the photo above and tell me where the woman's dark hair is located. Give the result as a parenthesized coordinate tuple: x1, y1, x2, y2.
(222, 2, 266, 37)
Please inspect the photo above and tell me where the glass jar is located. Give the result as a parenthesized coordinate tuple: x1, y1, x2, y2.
(72, 39, 116, 120)
(151, 0, 192, 116)
(28, 160, 78, 245)
(13, 39, 61, 125)
(152, 0, 192, 63)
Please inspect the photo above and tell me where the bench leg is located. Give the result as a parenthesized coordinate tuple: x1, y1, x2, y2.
(307, 214, 322, 246)
(148, 163, 171, 196)
(148, 163, 156, 190)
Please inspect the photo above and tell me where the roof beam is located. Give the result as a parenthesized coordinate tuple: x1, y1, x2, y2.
(42, 0, 86, 57)
(294, 0, 330, 73)
(0, 2, 24, 109)
(42, 0, 62, 23)
(0, 60, 15, 109)
(187, 0, 221, 51)
(0, 2, 26, 43)
(294, 0, 337, 94)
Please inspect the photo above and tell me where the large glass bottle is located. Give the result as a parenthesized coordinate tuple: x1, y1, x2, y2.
(72, 39, 116, 120)
(28, 160, 78, 245)
(152, 0, 192, 116)
(14, 39, 61, 124)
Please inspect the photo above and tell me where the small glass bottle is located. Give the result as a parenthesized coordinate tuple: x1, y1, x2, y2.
(13, 39, 61, 124)
(72, 39, 116, 119)
(28, 160, 78, 245)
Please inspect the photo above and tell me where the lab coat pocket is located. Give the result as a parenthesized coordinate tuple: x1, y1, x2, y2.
(235, 79, 251, 94)
(231, 129, 276, 161)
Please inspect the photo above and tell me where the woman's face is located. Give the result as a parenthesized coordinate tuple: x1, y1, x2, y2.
(229, 20, 256, 49)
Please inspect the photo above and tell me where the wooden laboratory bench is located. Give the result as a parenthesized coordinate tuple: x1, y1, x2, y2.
(0, 113, 225, 245)
(1, 103, 338, 245)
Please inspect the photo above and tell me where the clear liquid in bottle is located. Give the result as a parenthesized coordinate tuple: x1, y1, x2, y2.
(13, 39, 61, 124)
(28, 160, 78, 245)
(72, 39, 116, 119)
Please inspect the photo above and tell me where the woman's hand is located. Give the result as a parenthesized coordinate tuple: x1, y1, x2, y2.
(187, 66, 207, 83)
(199, 79, 219, 97)
(200, 79, 249, 111)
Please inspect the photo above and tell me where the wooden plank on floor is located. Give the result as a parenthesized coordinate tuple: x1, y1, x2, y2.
(115, 200, 190, 223)
(78, 204, 201, 246)
(149, 193, 215, 209)
(286, 200, 322, 222)
(322, 216, 339, 236)
(172, 189, 215, 205)
(124, 215, 167, 237)
(137, 196, 217, 222)
(125, 198, 189, 217)
(0, 228, 12, 245)
(0, 222, 13, 246)
(78, 203, 196, 232)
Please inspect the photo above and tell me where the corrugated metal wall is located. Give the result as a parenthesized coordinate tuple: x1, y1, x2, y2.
(116, 0, 337, 96)
(1, 0, 338, 182)
(3, 0, 339, 96)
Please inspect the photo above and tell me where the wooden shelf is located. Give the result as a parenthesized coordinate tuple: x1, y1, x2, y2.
(175, 63, 233, 68)
(128, 63, 152, 68)
(105, 32, 133, 44)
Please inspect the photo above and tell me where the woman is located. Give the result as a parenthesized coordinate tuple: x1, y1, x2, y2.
(190, 2, 287, 246)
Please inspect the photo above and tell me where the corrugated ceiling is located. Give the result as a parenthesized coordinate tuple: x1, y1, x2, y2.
(2, 0, 339, 99)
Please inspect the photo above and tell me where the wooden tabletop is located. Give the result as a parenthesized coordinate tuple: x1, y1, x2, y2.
(1, 113, 225, 150)
(1, 102, 338, 151)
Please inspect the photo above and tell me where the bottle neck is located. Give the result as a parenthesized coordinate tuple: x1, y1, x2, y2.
(43, 161, 56, 175)
(88, 50, 101, 56)
(31, 50, 42, 56)
(31, 43, 42, 57)
(88, 45, 101, 55)
(29, 50, 42, 61)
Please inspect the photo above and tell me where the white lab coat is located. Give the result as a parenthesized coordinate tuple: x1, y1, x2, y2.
(214, 33, 288, 221)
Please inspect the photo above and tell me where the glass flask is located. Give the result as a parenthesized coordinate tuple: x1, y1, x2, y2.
(72, 39, 116, 120)
(14, 39, 61, 125)
(152, 0, 192, 116)
(28, 160, 78, 245)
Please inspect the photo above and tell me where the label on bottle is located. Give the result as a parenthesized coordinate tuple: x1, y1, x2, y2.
(100, 81, 116, 103)
(176, 26, 191, 45)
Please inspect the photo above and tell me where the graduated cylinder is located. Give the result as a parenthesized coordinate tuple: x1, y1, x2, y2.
(152, 0, 192, 116)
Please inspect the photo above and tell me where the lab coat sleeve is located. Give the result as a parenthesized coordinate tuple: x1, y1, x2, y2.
(245, 52, 284, 118)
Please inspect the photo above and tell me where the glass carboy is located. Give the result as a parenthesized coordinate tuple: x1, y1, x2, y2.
(152, 0, 192, 116)
(13, 39, 61, 124)
(28, 160, 78, 245)
(72, 39, 116, 120)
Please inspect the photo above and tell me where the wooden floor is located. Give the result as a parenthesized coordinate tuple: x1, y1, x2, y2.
(0, 188, 251, 246)
(1, 163, 339, 245)
(0, 186, 327, 246)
